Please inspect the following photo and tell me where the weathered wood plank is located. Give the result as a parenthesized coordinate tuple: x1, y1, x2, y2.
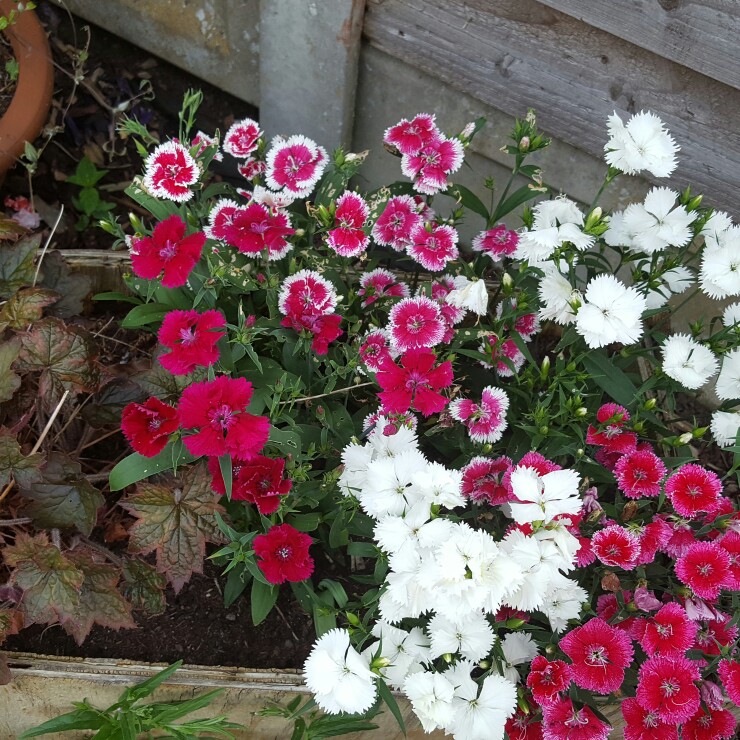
(363, 0, 740, 215)
(536, 0, 740, 91)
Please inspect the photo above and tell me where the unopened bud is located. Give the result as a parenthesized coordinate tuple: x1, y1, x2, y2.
(505, 618, 526, 629)
(518, 136, 530, 152)
(540, 355, 551, 380)
(622, 501, 638, 522)
(678, 432, 693, 445)
(539, 425, 549, 435)
(545, 644, 556, 655)
(575, 407, 588, 417)
(443, 653, 454, 664)
(601, 572, 621, 592)
(643, 398, 657, 410)
(478, 659, 490, 670)
(502, 272, 514, 291)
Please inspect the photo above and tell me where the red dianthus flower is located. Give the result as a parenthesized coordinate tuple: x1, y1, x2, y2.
(559, 617, 634, 694)
(253, 523, 313, 584)
(636, 654, 700, 724)
(158, 309, 226, 375)
(666, 463, 723, 518)
(376, 348, 453, 417)
(640, 602, 698, 657)
(591, 524, 641, 570)
(621, 697, 677, 740)
(718, 659, 740, 704)
(682, 705, 736, 740)
(177, 376, 270, 460)
(526, 656, 571, 706)
(541, 697, 611, 740)
(121, 397, 179, 457)
(130, 214, 205, 288)
(614, 448, 666, 499)
(675, 541, 731, 600)
(208, 455, 292, 514)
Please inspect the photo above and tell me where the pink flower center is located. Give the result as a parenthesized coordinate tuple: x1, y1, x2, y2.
(159, 240, 178, 260)
(697, 563, 713, 576)
(209, 404, 236, 431)
(178, 326, 197, 346)
(586, 645, 608, 666)
(686, 485, 701, 498)
(660, 678, 680, 697)
(565, 708, 589, 728)
(643, 712, 660, 728)
(149, 418, 162, 431)
(404, 370, 428, 393)
(277, 545, 292, 561)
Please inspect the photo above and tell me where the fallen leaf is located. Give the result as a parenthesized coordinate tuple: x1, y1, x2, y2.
(120, 463, 225, 593)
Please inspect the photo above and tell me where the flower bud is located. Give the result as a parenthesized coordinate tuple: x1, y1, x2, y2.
(478, 659, 490, 670)
(502, 272, 514, 292)
(540, 355, 550, 380)
(443, 653, 454, 664)
(505, 618, 526, 629)
(601, 572, 621, 592)
(518, 136, 530, 152)
(539, 426, 549, 435)
(575, 407, 588, 417)
(643, 398, 657, 410)
(678, 432, 693, 445)
(545, 644, 556, 655)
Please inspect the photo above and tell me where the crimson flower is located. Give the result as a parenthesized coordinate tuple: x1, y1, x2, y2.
(526, 656, 571, 706)
(665, 463, 722, 518)
(591, 524, 641, 570)
(559, 617, 634, 694)
(143, 141, 199, 202)
(253, 523, 313, 584)
(586, 402, 638, 455)
(636, 655, 700, 724)
(614, 448, 666, 499)
(472, 224, 519, 260)
(505, 706, 544, 740)
(718, 659, 740, 704)
(640, 602, 698, 657)
(388, 295, 445, 350)
(384, 113, 438, 155)
(208, 455, 292, 514)
(177, 376, 270, 460)
(406, 222, 459, 271)
(158, 309, 226, 375)
(695, 614, 738, 655)
(130, 214, 205, 288)
(675, 541, 731, 600)
(401, 135, 464, 195)
(621, 697, 677, 740)
(461, 455, 513, 505)
(541, 697, 611, 740)
(376, 348, 453, 417)
(719, 530, 740, 589)
(281, 312, 343, 355)
(223, 117, 261, 158)
(121, 397, 179, 457)
(682, 705, 736, 740)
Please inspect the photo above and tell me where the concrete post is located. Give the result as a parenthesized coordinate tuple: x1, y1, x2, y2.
(259, 0, 367, 151)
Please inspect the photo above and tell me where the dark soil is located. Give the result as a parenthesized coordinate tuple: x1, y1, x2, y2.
(1, 6, 331, 670)
(5, 559, 316, 669)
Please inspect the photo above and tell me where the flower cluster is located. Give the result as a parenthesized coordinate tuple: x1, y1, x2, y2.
(113, 101, 740, 740)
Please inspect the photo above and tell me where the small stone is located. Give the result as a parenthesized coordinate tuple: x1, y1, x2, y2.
(225, 613, 237, 622)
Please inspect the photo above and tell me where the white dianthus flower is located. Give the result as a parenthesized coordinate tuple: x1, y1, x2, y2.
(371, 621, 429, 690)
(500, 632, 539, 684)
(711, 409, 740, 448)
(516, 197, 594, 262)
(304, 628, 377, 715)
(508, 466, 582, 525)
(701, 210, 733, 242)
(338, 442, 373, 498)
(661, 334, 718, 390)
(403, 670, 456, 734)
(360, 449, 428, 519)
(541, 572, 588, 633)
(716, 348, 740, 401)
(575, 274, 646, 348)
(699, 226, 740, 299)
(427, 611, 495, 663)
(604, 110, 679, 177)
(723, 302, 740, 327)
(537, 266, 580, 325)
(411, 461, 465, 510)
(447, 671, 517, 740)
(446, 275, 489, 316)
(368, 423, 418, 458)
(619, 187, 695, 254)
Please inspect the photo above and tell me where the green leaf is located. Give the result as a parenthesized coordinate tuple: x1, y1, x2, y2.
(108, 439, 199, 491)
(93, 291, 143, 305)
(135, 358, 206, 402)
(0, 233, 40, 299)
(19, 708, 103, 738)
(119, 463, 226, 593)
(581, 351, 638, 409)
(121, 558, 167, 615)
(126, 661, 183, 701)
(120, 302, 172, 329)
(125, 180, 180, 222)
(4, 532, 84, 626)
(0, 337, 21, 402)
(493, 184, 545, 221)
(445, 183, 489, 221)
(286, 512, 321, 532)
(377, 679, 406, 736)
(67, 156, 108, 187)
(63, 552, 136, 645)
(218, 454, 233, 500)
(0, 287, 59, 331)
(312, 604, 337, 637)
(0, 428, 44, 488)
(318, 579, 348, 608)
(16, 317, 100, 410)
(268, 428, 301, 456)
(77, 187, 100, 215)
(223, 563, 251, 608)
(20, 452, 104, 535)
(251, 578, 278, 626)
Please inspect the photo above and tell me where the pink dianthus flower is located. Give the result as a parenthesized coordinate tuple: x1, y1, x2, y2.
(636, 654, 700, 724)
(158, 309, 226, 375)
(449, 386, 509, 443)
(143, 141, 200, 202)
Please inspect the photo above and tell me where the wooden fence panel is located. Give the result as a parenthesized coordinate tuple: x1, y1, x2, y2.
(363, 0, 740, 214)
(537, 0, 740, 91)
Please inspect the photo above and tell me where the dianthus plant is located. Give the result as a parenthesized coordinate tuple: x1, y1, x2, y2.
(107, 93, 740, 740)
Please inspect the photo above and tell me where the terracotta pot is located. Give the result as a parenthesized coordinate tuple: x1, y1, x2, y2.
(0, 0, 53, 179)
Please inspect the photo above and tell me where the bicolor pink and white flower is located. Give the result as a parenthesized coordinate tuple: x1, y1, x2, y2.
(449, 386, 509, 443)
(472, 225, 519, 260)
(614, 448, 667, 499)
(358, 268, 409, 308)
(387, 296, 445, 351)
(591, 525, 641, 570)
(223, 117, 261, 158)
(461, 456, 513, 505)
(265, 134, 327, 197)
(401, 135, 464, 195)
(407, 222, 459, 271)
(238, 157, 267, 180)
(636, 655, 700, 724)
(326, 191, 369, 257)
(384, 113, 439, 154)
(143, 141, 200, 202)
(675, 541, 731, 599)
(278, 270, 338, 317)
(371, 195, 422, 251)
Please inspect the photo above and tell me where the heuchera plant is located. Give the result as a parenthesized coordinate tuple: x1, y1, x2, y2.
(99, 91, 740, 740)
